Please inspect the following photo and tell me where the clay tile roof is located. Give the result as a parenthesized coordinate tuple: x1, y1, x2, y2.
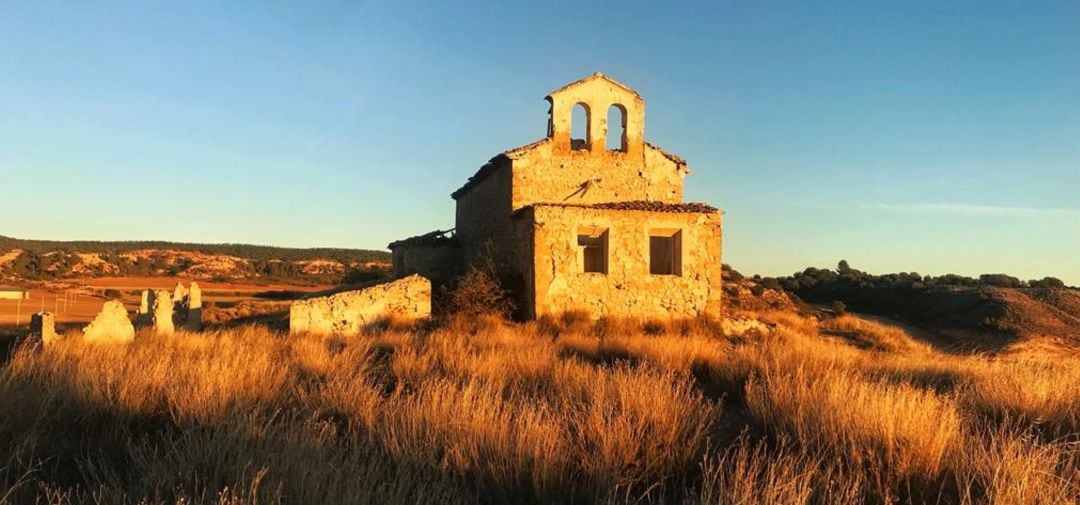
(546, 72, 643, 100)
(644, 141, 687, 166)
(452, 136, 551, 200)
(387, 229, 459, 250)
(526, 201, 720, 214)
(450, 154, 512, 200)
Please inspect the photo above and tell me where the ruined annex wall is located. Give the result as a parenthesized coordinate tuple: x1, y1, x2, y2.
(453, 161, 530, 294)
(289, 274, 431, 336)
(509, 141, 686, 210)
(512, 212, 538, 318)
(391, 244, 462, 287)
(525, 205, 722, 319)
(455, 161, 513, 251)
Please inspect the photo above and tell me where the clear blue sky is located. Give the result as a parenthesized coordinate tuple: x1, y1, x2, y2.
(2, 1, 1078, 283)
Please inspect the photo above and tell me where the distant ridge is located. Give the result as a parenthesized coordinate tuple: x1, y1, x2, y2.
(0, 235, 389, 264)
(0, 235, 390, 284)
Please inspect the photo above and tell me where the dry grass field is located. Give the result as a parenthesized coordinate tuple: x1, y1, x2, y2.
(0, 309, 1076, 504)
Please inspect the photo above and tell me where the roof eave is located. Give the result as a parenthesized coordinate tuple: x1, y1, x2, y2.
(545, 72, 643, 101)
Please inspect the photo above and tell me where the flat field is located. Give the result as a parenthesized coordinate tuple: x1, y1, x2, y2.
(0, 276, 330, 326)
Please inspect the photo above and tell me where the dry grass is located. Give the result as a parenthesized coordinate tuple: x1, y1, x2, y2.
(822, 314, 936, 353)
(958, 358, 1080, 439)
(0, 310, 1076, 504)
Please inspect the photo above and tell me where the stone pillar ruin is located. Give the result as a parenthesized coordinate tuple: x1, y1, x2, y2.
(173, 282, 189, 306)
(136, 290, 153, 327)
(152, 290, 174, 336)
(29, 311, 58, 346)
(83, 300, 135, 344)
(185, 282, 202, 331)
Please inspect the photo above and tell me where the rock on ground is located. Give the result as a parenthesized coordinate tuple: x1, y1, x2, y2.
(83, 301, 135, 344)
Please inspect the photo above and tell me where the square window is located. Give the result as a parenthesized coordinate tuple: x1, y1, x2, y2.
(649, 229, 682, 276)
(577, 227, 608, 274)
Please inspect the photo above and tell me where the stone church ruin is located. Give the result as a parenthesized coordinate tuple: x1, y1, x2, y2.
(290, 73, 723, 331)
(387, 72, 723, 320)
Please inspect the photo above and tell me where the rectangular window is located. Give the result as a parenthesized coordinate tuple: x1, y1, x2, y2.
(649, 229, 682, 275)
(577, 227, 608, 274)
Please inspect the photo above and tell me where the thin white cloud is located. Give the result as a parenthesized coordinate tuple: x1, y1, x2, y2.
(861, 203, 1080, 218)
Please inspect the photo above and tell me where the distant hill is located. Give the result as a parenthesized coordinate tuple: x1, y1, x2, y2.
(0, 235, 391, 285)
(773, 262, 1080, 352)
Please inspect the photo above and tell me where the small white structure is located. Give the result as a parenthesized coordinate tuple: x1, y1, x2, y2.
(0, 286, 30, 300)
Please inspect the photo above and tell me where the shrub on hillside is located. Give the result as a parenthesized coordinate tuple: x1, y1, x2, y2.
(721, 264, 744, 282)
(341, 265, 391, 285)
(1029, 277, 1066, 289)
(979, 274, 1025, 288)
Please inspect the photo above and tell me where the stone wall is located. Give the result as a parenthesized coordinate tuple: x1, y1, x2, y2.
(523, 205, 722, 319)
(289, 274, 431, 336)
(455, 159, 515, 262)
(509, 139, 686, 210)
(454, 160, 531, 297)
(391, 244, 462, 287)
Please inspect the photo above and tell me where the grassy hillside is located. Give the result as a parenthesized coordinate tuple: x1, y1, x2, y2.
(0, 310, 1075, 504)
(775, 262, 1080, 351)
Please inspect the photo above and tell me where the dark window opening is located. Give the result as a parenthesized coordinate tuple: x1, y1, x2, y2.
(649, 230, 682, 276)
(578, 228, 608, 274)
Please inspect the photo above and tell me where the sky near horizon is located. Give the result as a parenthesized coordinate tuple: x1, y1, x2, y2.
(1, 1, 1079, 283)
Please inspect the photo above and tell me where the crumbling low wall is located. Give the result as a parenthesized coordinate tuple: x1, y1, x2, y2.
(289, 274, 431, 336)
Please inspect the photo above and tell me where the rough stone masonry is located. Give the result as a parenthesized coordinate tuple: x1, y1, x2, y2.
(185, 281, 202, 331)
(289, 274, 431, 336)
(152, 290, 174, 336)
(83, 300, 135, 344)
(29, 311, 58, 346)
(137, 290, 152, 327)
